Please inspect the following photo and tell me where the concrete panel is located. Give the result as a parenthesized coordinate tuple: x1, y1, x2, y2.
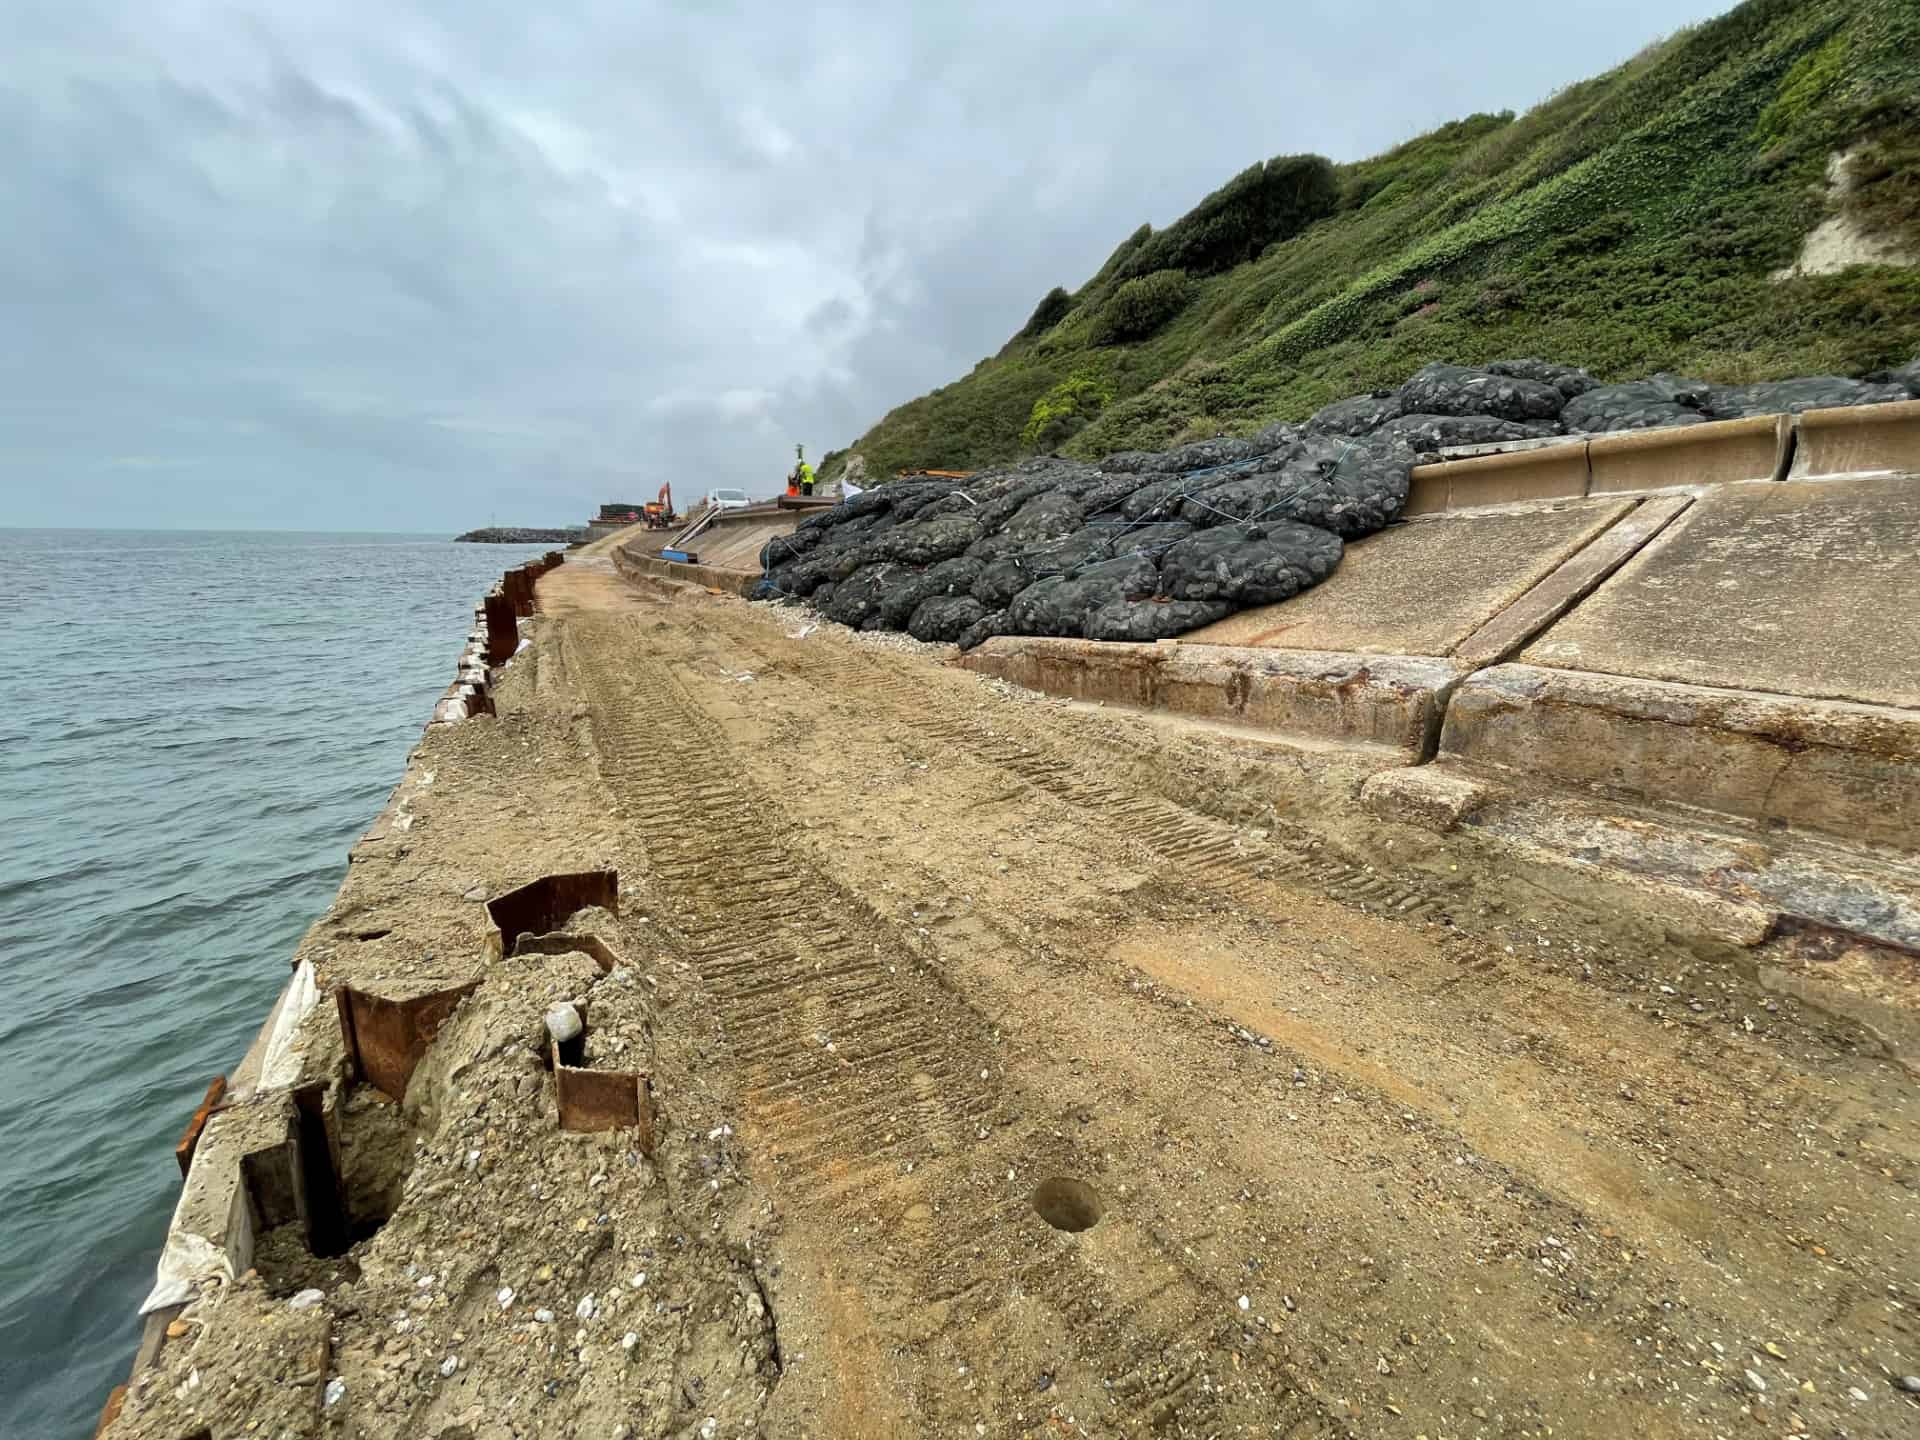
(960, 637, 1162, 707)
(1523, 474, 1920, 709)
(1587, 413, 1788, 493)
(1789, 398, 1920, 479)
(1402, 469, 1448, 516)
(1181, 498, 1633, 655)
(1452, 495, 1693, 667)
(698, 516, 806, 572)
(1162, 647, 1463, 755)
(958, 637, 1462, 757)
(1440, 664, 1920, 851)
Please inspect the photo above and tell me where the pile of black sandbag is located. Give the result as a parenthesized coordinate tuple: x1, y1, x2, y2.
(755, 356, 1919, 649)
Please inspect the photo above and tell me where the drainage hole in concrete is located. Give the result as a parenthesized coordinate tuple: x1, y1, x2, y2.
(1031, 1176, 1103, 1233)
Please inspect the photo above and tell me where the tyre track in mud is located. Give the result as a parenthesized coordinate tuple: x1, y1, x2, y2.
(564, 616, 1348, 1438)
(541, 572, 1920, 1439)
(713, 617, 1445, 922)
(678, 610, 1920, 1349)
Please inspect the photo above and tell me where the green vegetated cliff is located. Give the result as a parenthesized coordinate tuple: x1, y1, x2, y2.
(823, 0, 1920, 482)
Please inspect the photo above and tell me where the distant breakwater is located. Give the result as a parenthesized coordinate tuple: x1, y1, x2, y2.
(453, 526, 586, 544)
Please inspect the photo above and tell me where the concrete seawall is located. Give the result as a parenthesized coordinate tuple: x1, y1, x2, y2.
(86, 507, 1920, 1439)
(93, 547, 576, 1437)
(960, 399, 1920, 988)
(610, 496, 835, 597)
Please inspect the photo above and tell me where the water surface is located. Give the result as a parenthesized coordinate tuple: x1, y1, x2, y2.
(0, 529, 552, 1438)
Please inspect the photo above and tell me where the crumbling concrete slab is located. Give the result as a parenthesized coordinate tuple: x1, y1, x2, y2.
(1359, 765, 1490, 833)
(1440, 663, 1920, 852)
(1402, 772, 1920, 958)
(1523, 474, 1920, 708)
(616, 546, 761, 597)
(1180, 498, 1634, 655)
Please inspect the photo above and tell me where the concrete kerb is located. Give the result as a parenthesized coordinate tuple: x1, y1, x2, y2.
(613, 542, 762, 598)
(1411, 401, 1919, 511)
(1436, 663, 1920, 853)
(1788, 397, 1920, 479)
(957, 637, 1464, 760)
(1409, 441, 1590, 512)
(1405, 409, 1810, 515)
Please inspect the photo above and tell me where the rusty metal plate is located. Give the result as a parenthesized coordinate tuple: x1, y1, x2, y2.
(483, 591, 518, 665)
(336, 981, 481, 1101)
(554, 1061, 656, 1153)
(483, 870, 619, 960)
(175, 1075, 228, 1178)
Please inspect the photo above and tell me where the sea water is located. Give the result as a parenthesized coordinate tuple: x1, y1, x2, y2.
(0, 529, 554, 1438)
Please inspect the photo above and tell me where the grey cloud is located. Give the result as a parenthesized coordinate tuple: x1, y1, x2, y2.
(1, 0, 1731, 531)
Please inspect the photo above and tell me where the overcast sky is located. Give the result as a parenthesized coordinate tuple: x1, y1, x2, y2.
(1, 1, 1733, 532)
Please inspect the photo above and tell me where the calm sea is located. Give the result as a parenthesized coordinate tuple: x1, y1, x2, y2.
(0, 529, 555, 1439)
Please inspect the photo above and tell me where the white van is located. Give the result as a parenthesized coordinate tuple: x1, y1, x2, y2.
(707, 488, 752, 513)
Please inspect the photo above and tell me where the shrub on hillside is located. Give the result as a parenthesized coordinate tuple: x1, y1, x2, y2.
(1084, 224, 1154, 293)
(1120, 154, 1339, 279)
(1091, 270, 1194, 345)
(1018, 286, 1074, 340)
(1021, 368, 1113, 449)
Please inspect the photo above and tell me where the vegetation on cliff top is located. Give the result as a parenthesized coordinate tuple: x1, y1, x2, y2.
(825, 0, 1920, 481)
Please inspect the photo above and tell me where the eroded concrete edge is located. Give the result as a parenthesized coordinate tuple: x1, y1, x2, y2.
(97, 548, 605, 1433)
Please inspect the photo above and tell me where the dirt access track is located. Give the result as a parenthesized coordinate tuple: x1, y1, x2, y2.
(109, 545, 1919, 1440)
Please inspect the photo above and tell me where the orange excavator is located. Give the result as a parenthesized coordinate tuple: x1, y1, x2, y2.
(643, 483, 677, 530)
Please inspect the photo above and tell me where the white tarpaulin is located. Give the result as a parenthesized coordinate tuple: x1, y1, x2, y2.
(259, 959, 318, 1092)
(138, 1158, 251, 1314)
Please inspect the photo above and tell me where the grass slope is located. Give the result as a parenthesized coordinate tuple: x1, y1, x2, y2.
(825, 0, 1920, 481)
